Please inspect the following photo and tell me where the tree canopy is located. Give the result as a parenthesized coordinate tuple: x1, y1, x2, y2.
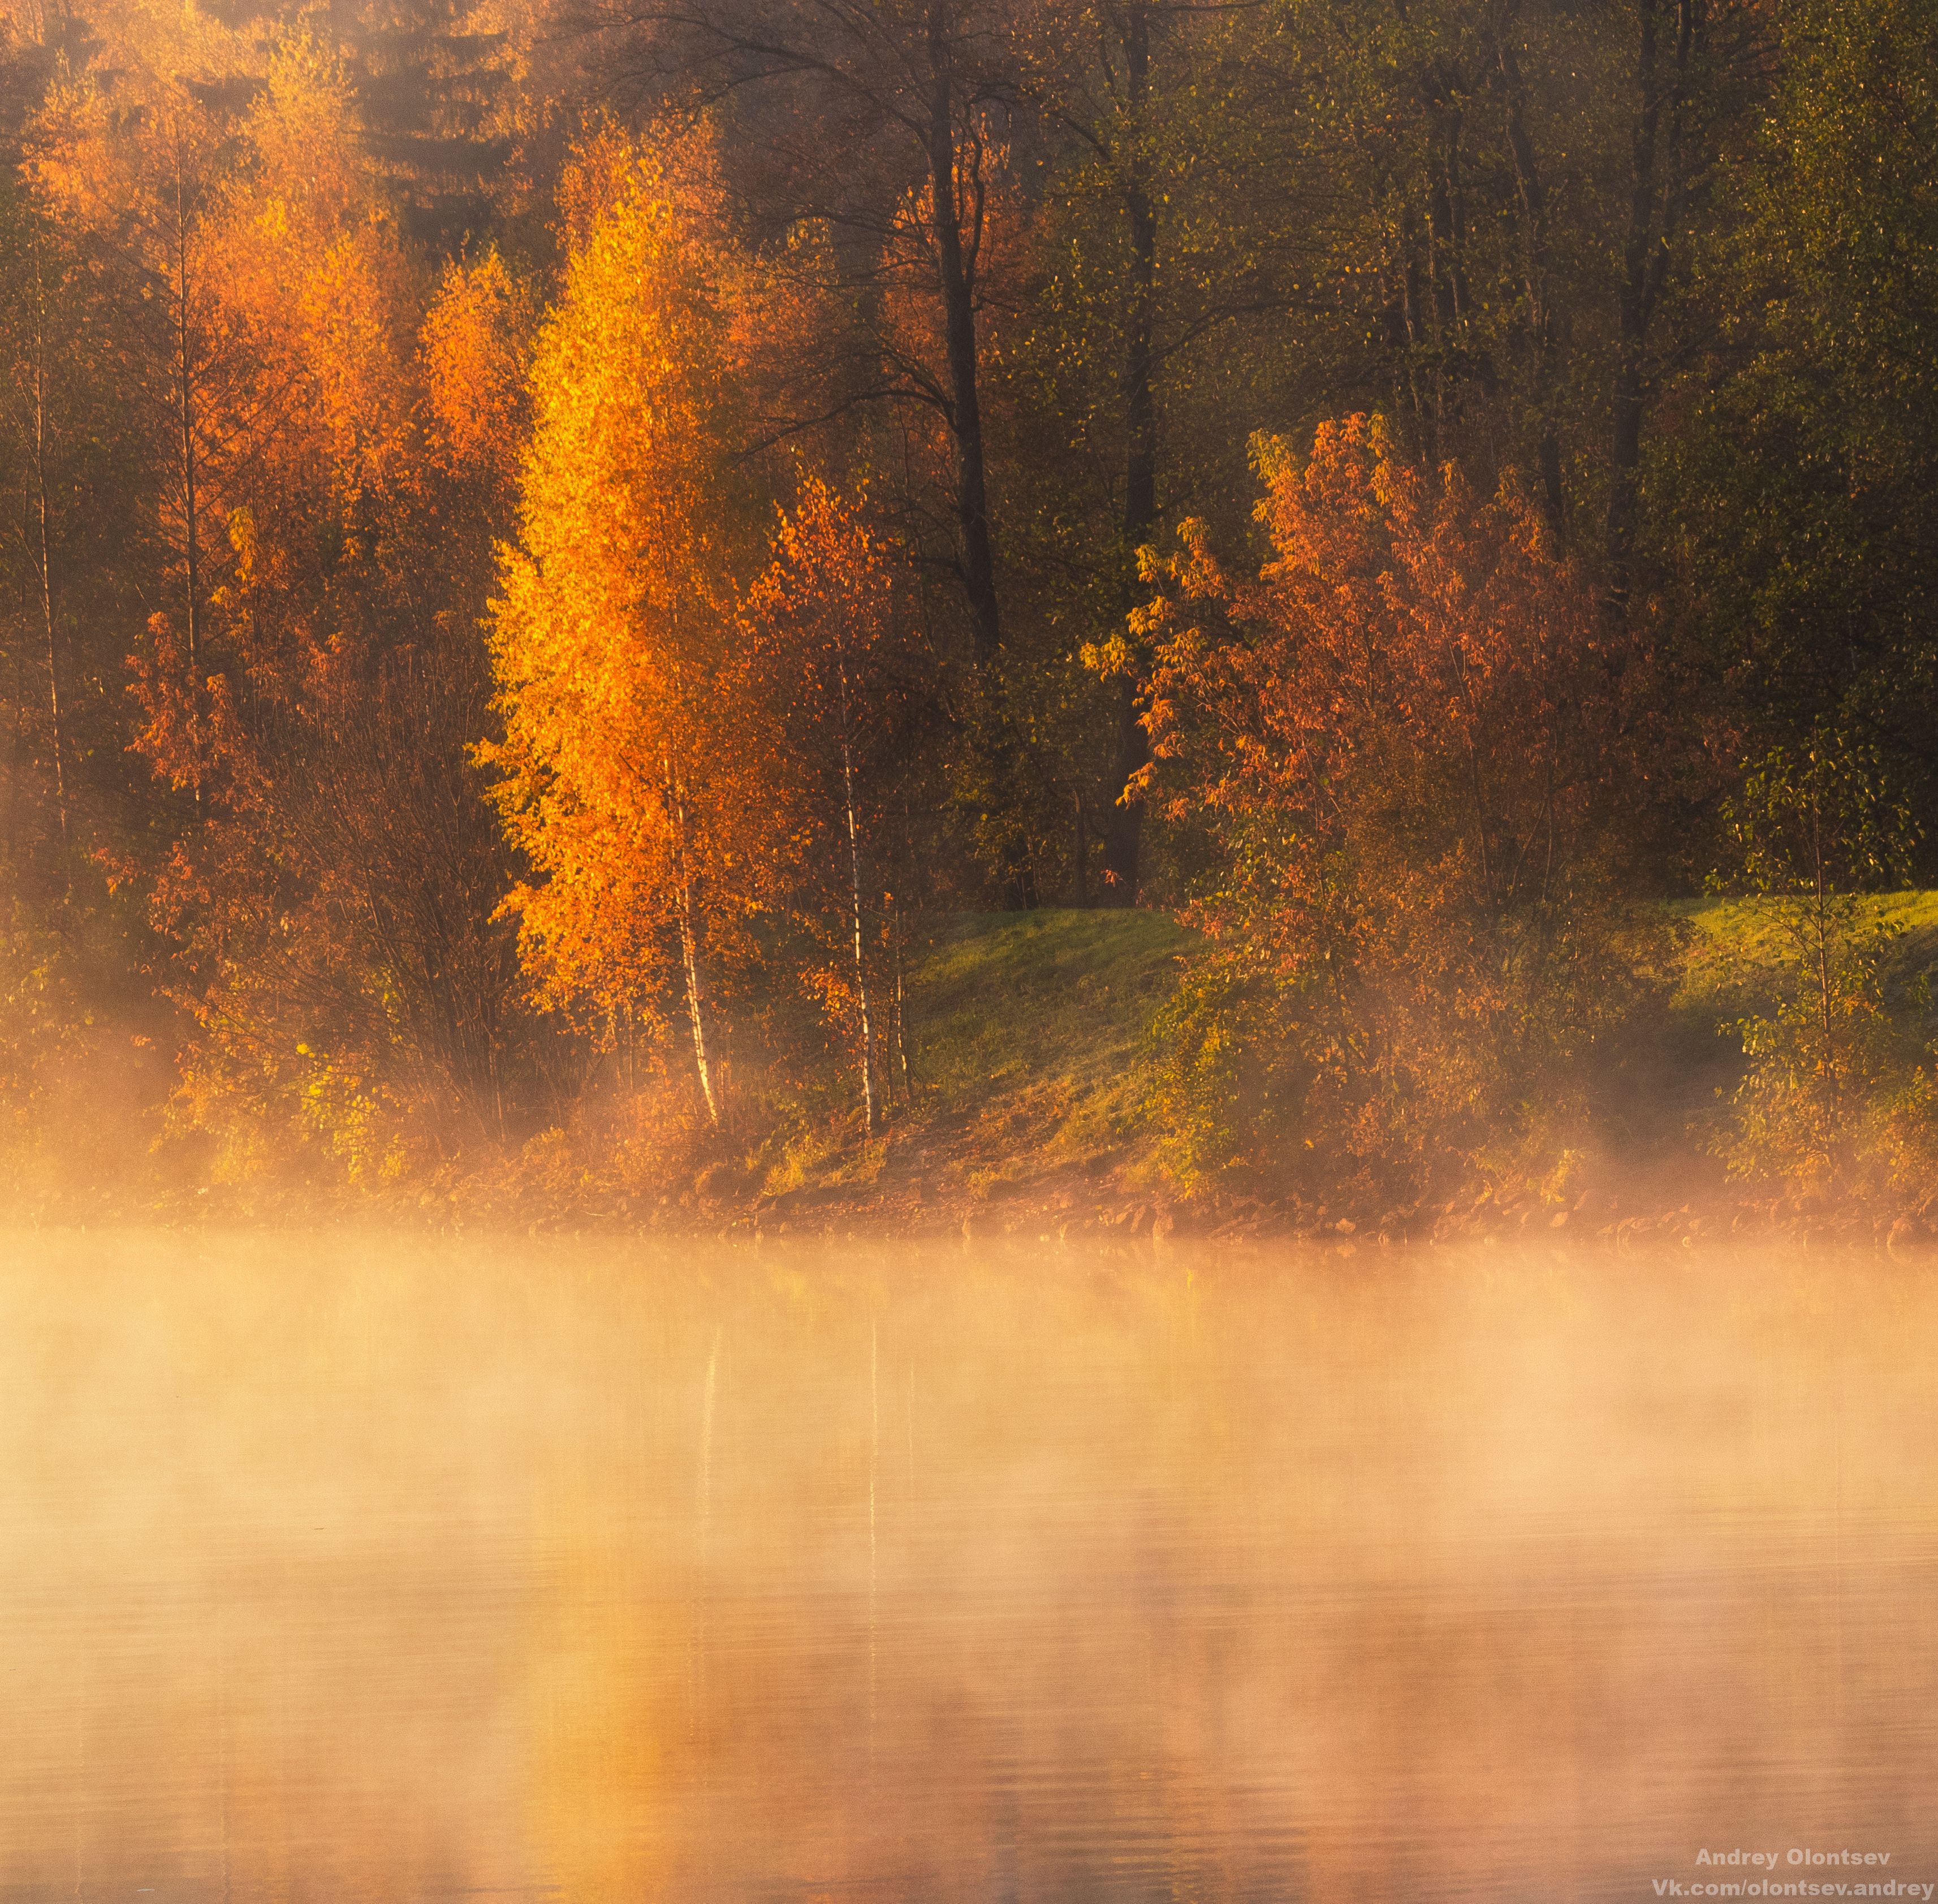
(2, 0, 1935, 1201)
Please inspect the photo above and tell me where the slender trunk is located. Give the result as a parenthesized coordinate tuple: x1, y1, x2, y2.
(1608, 327, 1646, 610)
(836, 646, 877, 1135)
(1817, 924, 1832, 1086)
(1469, 742, 1495, 906)
(677, 890, 718, 1126)
(925, 6, 1038, 909)
(1120, 3, 1156, 543)
(5, 645, 21, 871)
(1425, 84, 1469, 342)
(1456, 653, 1496, 905)
(171, 138, 205, 822)
(32, 257, 67, 862)
(925, 6, 1001, 665)
(1100, 675, 1148, 903)
(1397, 204, 1435, 463)
(1814, 802, 1834, 1093)
(893, 906, 911, 1094)
(175, 152, 199, 679)
(1100, 1, 1155, 905)
(1540, 786, 1557, 909)
(666, 752, 719, 1126)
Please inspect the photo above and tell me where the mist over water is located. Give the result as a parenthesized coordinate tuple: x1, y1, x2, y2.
(1, 1232, 1933, 1901)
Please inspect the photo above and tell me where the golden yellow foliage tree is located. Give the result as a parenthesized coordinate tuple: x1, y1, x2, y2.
(485, 131, 780, 1126)
(217, 38, 416, 523)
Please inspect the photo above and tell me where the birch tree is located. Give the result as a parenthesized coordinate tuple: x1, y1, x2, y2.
(485, 128, 779, 1124)
(744, 479, 918, 1133)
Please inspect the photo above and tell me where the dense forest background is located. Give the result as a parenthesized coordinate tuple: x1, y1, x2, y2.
(2, 0, 1936, 1220)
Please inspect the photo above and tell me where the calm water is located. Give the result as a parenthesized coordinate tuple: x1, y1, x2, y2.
(1, 1231, 1934, 1902)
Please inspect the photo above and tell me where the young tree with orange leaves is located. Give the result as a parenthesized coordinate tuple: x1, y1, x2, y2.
(590, 2, 1075, 905)
(421, 247, 533, 495)
(486, 131, 780, 1127)
(744, 478, 921, 1133)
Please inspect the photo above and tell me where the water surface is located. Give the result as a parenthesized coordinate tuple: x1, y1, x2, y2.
(1, 1231, 1933, 1900)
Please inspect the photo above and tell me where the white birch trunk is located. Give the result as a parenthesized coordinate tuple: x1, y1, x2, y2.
(836, 646, 875, 1134)
(666, 750, 719, 1126)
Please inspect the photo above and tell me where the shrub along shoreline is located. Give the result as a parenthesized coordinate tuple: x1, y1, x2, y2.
(692, 895, 1938, 1255)
(10, 901, 1938, 1249)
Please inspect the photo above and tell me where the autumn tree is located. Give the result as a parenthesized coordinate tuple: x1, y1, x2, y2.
(34, 64, 252, 732)
(1, 82, 165, 895)
(1005, 0, 1321, 903)
(1711, 733, 1919, 1188)
(194, 43, 544, 1154)
(422, 244, 533, 495)
(599, 0, 1017, 662)
(743, 478, 924, 1131)
(562, 0, 1091, 902)
(487, 129, 780, 1126)
(24, 34, 553, 1178)
(1138, 414, 1664, 1201)
(0, 184, 73, 873)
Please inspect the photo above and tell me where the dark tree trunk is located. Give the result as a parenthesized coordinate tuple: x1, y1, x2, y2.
(1099, 0, 1155, 906)
(925, 4, 1002, 666)
(32, 258, 67, 862)
(1608, 0, 1699, 612)
(175, 152, 200, 679)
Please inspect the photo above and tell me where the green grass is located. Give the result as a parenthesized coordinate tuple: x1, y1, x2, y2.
(892, 908, 1194, 1195)
(906, 897, 1938, 1086)
(1674, 890, 1938, 1021)
(909, 909, 1193, 1094)
(765, 894, 1938, 1211)
(885, 896, 1938, 1199)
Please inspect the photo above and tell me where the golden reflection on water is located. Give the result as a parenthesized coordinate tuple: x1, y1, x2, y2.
(1, 1232, 1934, 1901)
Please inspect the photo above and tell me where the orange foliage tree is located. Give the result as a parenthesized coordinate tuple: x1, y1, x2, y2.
(421, 246, 533, 491)
(1138, 413, 1664, 1203)
(485, 131, 781, 1128)
(36, 37, 547, 1181)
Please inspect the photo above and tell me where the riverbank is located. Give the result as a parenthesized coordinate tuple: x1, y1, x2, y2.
(12, 899, 1938, 1244)
(465, 899, 1938, 1253)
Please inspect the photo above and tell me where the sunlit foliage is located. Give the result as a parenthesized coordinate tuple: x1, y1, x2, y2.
(1, 0, 1936, 1214)
(1136, 415, 1669, 1197)
(485, 129, 776, 1123)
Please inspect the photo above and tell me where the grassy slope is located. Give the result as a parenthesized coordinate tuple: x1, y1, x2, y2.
(1675, 890, 1938, 1017)
(754, 894, 1938, 1227)
(909, 909, 1192, 1123)
(35, 893, 1938, 1228)
(759, 908, 1193, 1220)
